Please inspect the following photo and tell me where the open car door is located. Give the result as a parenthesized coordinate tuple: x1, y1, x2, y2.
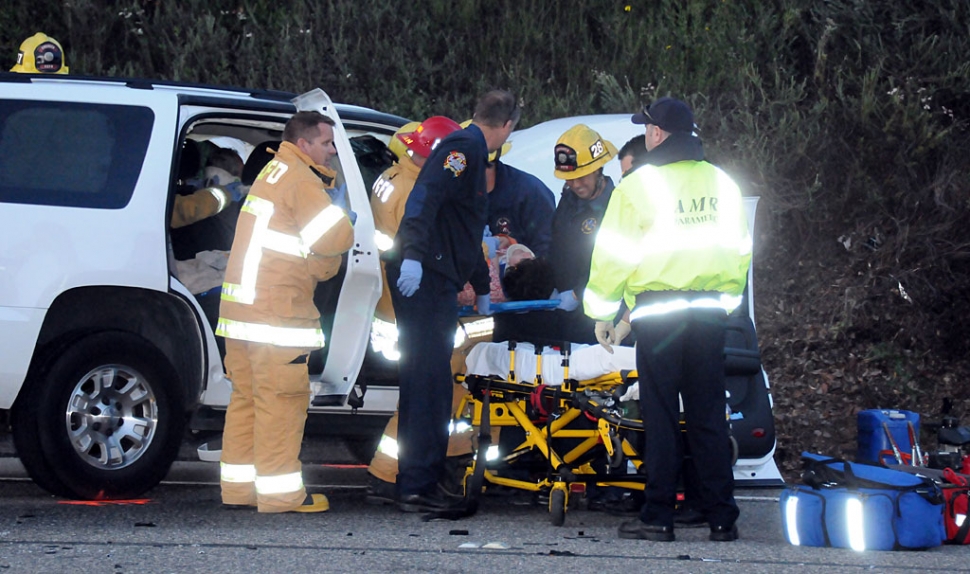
(292, 89, 383, 406)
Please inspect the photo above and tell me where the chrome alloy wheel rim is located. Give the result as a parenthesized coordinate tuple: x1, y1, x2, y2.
(65, 365, 158, 470)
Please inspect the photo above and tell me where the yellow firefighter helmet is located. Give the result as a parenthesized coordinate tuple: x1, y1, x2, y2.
(11, 33, 69, 74)
(388, 121, 421, 161)
(553, 124, 617, 180)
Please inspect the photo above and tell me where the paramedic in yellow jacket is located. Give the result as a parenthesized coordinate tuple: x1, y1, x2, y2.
(583, 97, 751, 542)
(217, 111, 355, 513)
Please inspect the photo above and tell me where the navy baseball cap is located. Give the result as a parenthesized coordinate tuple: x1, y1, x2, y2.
(631, 97, 697, 133)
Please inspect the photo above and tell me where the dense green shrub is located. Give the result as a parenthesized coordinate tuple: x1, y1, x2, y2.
(4, 0, 969, 371)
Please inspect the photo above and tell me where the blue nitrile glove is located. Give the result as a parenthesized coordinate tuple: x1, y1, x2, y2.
(326, 183, 350, 212)
(557, 289, 580, 312)
(224, 181, 249, 202)
(482, 227, 500, 259)
(397, 259, 422, 297)
(476, 294, 493, 316)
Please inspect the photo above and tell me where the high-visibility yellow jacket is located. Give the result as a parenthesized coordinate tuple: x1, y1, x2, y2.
(217, 142, 355, 348)
(583, 160, 752, 321)
(170, 187, 230, 229)
(370, 156, 420, 251)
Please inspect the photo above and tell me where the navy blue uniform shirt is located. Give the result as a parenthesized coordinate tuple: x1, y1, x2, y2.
(487, 162, 556, 258)
(395, 124, 491, 295)
(548, 176, 616, 294)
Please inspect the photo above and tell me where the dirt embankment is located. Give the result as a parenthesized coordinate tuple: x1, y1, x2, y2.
(754, 224, 970, 481)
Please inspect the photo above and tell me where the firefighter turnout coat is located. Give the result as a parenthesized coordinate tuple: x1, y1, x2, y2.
(370, 156, 421, 322)
(371, 156, 421, 249)
(170, 186, 230, 229)
(217, 141, 354, 345)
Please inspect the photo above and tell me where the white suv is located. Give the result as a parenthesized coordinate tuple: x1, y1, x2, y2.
(0, 77, 782, 500)
(0, 75, 407, 499)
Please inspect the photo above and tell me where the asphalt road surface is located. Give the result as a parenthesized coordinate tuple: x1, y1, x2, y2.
(2, 452, 970, 573)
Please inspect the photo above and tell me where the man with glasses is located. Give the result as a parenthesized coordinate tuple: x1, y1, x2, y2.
(385, 90, 519, 512)
(584, 97, 751, 542)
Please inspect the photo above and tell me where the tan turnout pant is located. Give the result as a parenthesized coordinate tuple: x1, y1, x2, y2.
(220, 339, 312, 513)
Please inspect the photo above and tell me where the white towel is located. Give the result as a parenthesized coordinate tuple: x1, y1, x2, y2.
(175, 249, 229, 294)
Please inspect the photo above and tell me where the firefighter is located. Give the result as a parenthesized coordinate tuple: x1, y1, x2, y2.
(372, 117, 461, 322)
(385, 90, 518, 512)
(10, 33, 69, 74)
(217, 111, 356, 513)
(583, 97, 751, 542)
(549, 124, 620, 343)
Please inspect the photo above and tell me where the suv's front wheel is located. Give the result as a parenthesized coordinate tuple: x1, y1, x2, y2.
(13, 332, 186, 499)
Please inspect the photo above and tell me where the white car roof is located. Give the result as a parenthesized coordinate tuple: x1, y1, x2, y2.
(502, 113, 643, 198)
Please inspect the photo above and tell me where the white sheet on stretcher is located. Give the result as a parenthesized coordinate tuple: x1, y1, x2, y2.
(465, 342, 637, 386)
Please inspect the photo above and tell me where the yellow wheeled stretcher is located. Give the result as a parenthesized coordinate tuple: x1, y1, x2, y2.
(453, 340, 649, 526)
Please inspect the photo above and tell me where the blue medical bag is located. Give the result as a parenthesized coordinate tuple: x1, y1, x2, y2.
(780, 453, 945, 551)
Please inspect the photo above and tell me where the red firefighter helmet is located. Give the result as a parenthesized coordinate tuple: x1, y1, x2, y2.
(396, 116, 461, 159)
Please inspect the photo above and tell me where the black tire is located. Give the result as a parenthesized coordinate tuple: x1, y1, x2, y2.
(29, 332, 186, 500)
(550, 488, 566, 527)
(345, 435, 381, 465)
(11, 388, 73, 498)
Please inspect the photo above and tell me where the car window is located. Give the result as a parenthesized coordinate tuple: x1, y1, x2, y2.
(0, 100, 154, 208)
(349, 134, 394, 193)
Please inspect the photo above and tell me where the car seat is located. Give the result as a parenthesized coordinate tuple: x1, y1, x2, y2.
(241, 140, 281, 185)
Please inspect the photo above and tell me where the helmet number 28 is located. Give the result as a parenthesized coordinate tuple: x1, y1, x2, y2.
(588, 139, 605, 159)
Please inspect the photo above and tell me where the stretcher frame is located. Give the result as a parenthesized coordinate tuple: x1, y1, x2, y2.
(453, 341, 651, 526)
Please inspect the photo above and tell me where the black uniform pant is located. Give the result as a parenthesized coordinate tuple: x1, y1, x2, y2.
(633, 307, 739, 529)
(386, 264, 459, 497)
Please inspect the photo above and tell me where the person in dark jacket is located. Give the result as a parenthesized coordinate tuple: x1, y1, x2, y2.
(485, 159, 556, 258)
(548, 124, 621, 344)
(385, 89, 519, 512)
(490, 124, 620, 346)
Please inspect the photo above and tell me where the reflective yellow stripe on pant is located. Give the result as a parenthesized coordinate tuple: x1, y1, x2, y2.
(221, 339, 312, 512)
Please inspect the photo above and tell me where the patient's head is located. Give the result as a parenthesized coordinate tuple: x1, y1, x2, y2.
(505, 243, 534, 268)
(502, 256, 555, 301)
(206, 147, 244, 178)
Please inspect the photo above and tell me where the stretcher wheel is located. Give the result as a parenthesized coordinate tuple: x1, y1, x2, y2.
(549, 488, 566, 526)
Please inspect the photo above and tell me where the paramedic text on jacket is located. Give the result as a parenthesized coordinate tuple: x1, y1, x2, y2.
(586, 96, 752, 542)
(216, 111, 354, 513)
(582, 166, 752, 320)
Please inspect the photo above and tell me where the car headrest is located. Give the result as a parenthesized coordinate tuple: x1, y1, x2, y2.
(242, 140, 281, 185)
(178, 140, 202, 182)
